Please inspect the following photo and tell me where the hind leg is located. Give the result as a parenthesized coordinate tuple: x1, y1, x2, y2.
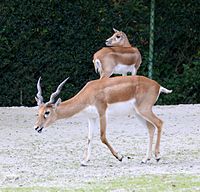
(154, 121, 163, 161)
(141, 121, 155, 163)
(135, 107, 163, 163)
(131, 66, 137, 75)
(100, 71, 113, 79)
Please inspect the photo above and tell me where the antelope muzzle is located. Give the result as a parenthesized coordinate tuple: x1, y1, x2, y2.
(35, 126, 43, 133)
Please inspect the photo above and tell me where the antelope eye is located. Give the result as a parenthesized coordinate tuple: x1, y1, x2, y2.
(44, 111, 50, 119)
(116, 35, 121, 38)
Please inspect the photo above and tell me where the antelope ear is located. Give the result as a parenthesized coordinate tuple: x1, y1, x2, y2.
(113, 28, 119, 33)
(55, 98, 62, 107)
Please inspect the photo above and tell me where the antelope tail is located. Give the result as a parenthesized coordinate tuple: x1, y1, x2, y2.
(160, 86, 173, 94)
(93, 59, 102, 75)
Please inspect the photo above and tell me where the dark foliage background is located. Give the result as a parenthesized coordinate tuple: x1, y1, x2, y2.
(0, 0, 199, 106)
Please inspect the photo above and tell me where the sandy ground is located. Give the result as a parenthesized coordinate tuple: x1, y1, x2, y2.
(0, 104, 200, 187)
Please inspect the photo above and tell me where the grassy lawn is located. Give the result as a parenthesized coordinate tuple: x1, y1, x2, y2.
(1, 174, 200, 192)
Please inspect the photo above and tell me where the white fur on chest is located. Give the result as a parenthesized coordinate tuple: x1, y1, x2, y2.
(81, 98, 136, 118)
(113, 64, 136, 75)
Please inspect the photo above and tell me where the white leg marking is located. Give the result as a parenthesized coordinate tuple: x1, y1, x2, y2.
(131, 66, 137, 75)
(134, 107, 158, 164)
(81, 118, 97, 166)
(142, 124, 155, 163)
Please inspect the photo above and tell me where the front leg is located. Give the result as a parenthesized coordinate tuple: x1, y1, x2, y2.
(99, 114, 123, 161)
(81, 118, 96, 166)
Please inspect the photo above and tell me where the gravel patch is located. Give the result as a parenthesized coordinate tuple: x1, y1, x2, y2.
(0, 105, 199, 187)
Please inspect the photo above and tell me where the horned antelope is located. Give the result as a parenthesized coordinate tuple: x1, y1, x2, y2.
(34, 76, 172, 166)
(93, 28, 142, 78)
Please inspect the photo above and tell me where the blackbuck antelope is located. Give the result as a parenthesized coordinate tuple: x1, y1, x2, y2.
(93, 28, 142, 78)
(34, 76, 172, 165)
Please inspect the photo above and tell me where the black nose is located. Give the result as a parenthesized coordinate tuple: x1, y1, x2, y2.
(35, 127, 43, 133)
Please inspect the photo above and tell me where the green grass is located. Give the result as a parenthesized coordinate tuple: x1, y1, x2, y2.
(1, 174, 200, 192)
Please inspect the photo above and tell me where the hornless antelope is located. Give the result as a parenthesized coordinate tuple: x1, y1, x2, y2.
(93, 28, 142, 78)
(34, 76, 172, 165)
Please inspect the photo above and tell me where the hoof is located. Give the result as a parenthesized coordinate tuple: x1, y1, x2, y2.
(115, 153, 124, 161)
(80, 160, 88, 167)
(116, 153, 124, 162)
(141, 158, 150, 164)
(156, 157, 161, 162)
(155, 154, 161, 162)
(118, 155, 124, 162)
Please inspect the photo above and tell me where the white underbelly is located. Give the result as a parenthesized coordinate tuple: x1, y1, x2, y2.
(107, 98, 136, 116)
(80, 99, 136, 118)
(113, 64, 136, 74)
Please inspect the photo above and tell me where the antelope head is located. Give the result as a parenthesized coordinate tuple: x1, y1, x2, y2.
(34, 77, 68, 133)
(105, 28, 130, 47)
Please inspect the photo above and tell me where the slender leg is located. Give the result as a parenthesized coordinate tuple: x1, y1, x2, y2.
(131, 66, 136, 75)
(135, 107, 163, 163)
(99, 114, 123, 161)
(141, 121, 155, 163)
(81, 118, 96, 166)
(100, 71, 113, 79)
(144, 112, 163, 161)
(155, 122, 163, 161)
